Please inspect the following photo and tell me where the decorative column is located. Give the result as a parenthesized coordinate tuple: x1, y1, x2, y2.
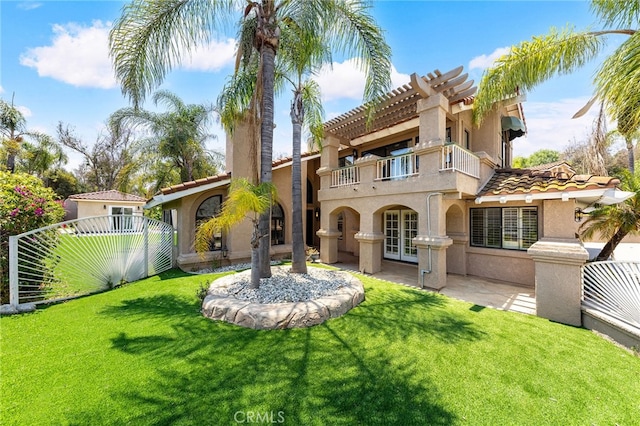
(354, 232, 384, 274)
(528, 199, 589, 326)
(413, 192, 451, 290)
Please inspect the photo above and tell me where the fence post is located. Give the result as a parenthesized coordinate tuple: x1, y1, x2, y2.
(9, 236, 19, 307)
(143, 218, 149, 278)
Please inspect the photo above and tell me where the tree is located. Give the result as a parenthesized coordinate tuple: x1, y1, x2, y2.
(57, 122, 136, 192)
(110, 0, 392, 281)
(474, 0, 640, 174)
(579, 170, 640, 260)
(0, 171, 65, 303)
(17, 134, 68, 179)
(195, 178, 276, 288)
(110, 90, 222, 184)
(0, 96, 48, 173)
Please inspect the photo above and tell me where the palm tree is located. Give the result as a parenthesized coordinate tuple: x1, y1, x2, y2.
(110, 0, 391, 279)
(580, 170, 640, 260)
(473, 0, 639, 174)
(18, 134, 68, 179)
(1, 97, 47, 173)
(110, 90, 221, 184)
(195, 178, 277, 288)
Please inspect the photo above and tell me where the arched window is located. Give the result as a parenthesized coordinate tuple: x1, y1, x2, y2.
(271, 203, 285, 245)
(196, 195, 222, 251)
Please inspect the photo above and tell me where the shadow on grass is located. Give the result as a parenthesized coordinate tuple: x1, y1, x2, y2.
(70, 276, 492, 424)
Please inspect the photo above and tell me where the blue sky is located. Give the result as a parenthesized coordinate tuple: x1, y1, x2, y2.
(1, 0, 620, 171)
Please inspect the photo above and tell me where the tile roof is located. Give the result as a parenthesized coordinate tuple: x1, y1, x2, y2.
(68, 190, 146, 202)
(159, 172, 231, 195)
(478, 168, 620, 197)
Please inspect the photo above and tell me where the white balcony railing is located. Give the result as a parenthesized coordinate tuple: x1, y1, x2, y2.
(441, 144, 479, 178)
(331, 165, 360, 187)
(376, 152, 418, 180)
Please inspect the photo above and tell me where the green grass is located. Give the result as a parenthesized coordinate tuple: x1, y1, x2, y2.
(1, 268, 639, 425)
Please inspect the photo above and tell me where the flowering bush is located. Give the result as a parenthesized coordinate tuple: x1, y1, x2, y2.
(1, 171, 65, 304)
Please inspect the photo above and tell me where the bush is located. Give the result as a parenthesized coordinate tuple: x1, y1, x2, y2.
(0, 171, 65, 304)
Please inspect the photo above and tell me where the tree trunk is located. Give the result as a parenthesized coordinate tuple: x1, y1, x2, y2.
(6, 153, 16, 173)
(626, 136, 635, 175)
(249, 219, 261, 289)
(595, 227, 628, 261)
(290, 91, 307, 274)
(258, 44, 276, 279)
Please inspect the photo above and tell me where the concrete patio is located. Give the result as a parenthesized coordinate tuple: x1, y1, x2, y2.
(331, 253, 536, 315)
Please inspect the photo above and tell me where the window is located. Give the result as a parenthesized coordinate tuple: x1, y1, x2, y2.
(470, 207, 537, 250)
(306, 179, 313, 204)
(196, 195, 222, 251)
(464, 129, 470, 150)
(110, 206, 134, 232)
(446, 127, 452, 143)
(271, 203, 285, 245)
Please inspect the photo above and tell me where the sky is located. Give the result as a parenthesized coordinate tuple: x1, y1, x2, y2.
(0, 0, 624, 171)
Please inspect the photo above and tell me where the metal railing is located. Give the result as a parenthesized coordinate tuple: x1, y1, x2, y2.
(440, 144, 480, 178)
(582, 261, 640, 330)
(331, 165, 360, 187)
(8, 215, 175, 307)
(376, 152, 418, 180)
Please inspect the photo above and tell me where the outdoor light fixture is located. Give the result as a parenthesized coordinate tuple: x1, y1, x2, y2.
(574, 208, 585, 223)
(315, 207, 320, 220)
(222, 246, 228, 258)
(103, 205, 107, 209)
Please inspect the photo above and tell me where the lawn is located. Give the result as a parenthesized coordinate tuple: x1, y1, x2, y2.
(1, 268, 638, 425)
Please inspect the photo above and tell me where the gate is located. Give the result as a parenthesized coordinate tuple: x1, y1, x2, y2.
(8, 215, 174, 307)
(582, 261, 640, 330)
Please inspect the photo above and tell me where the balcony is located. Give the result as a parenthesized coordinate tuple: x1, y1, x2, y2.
(375, 152, 418, 180)
(440, 143, 479, 178)
(331, 165, 360, 187)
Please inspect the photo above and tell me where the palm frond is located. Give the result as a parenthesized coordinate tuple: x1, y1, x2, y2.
(474, 26, 604, 124)
(591, 0, 640, 29)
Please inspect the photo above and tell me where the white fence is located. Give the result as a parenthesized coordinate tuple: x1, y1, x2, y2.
(376, 152, 418, 180)
(8, 215, 174, 307)
(440, 144, 479, 178)
(331, 165, 360, 187)
(582, 261, 640, 330)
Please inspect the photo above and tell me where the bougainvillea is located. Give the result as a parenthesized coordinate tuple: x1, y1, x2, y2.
(1, 171, 65, 303)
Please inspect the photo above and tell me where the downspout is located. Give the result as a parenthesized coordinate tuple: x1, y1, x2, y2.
(421, 192, 442, 288)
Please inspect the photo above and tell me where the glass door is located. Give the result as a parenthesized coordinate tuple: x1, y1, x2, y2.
(401, 210, 418, 263)
(384, 211, 400, 260)
(384, 209, 418, 263)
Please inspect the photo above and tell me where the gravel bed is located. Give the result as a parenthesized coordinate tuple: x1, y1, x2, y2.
(208, 266, 352, 304)
(196, 260, 282, 274)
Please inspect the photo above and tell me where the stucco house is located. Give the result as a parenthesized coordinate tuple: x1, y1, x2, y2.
(145, 66, 632, 316)
(65, 190, 146, 230)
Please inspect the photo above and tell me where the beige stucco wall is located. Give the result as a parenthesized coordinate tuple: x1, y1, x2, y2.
(76, 199, 145, 219)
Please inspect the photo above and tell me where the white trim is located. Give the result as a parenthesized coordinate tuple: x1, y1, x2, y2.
(474, 188, 634, 206)
(272, 153, 321, 171)
(145, 178, 231, 209)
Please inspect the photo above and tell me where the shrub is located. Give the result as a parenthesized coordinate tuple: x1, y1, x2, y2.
(0, 171, 65, 304)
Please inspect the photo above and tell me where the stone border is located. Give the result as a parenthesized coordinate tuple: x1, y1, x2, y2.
(201, 270, 365, 329)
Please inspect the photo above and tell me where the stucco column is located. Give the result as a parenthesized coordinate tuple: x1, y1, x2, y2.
(416, 94, 449, 144)
(413, 192, 452, 290)
(528, 238, 588, 326)
(317, 209, 340, 264)
(354, 232, 384, 273)
(316, 135, 341, 190)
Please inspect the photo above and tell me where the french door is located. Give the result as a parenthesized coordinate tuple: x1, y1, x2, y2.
(384, 209, 418, 263)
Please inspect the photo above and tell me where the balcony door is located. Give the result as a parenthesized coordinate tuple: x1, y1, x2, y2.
(384, 209, 418, 263)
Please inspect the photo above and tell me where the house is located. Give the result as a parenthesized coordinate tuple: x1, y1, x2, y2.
(65, 190, 146, 221)
(145, 65, 632, 325)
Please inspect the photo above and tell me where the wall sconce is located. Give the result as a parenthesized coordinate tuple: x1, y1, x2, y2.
(352, 149, 358, 159)
(103, 205, 107, 209)
(574, 208, 585, 223)
(314, 207, 320, 221)
(222, 245, 228, 258)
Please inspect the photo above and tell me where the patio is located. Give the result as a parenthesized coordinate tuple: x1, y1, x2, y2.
(332, 252, 536, 315)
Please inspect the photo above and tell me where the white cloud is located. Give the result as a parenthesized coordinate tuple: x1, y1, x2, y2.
(17, 1, 43, 11)
(16, 105, 32, 118)
(515, 96, 604, 157)
(20, 20, 117, 89)
(0, 86, 4, 95)
(469, 47, 510, 70)
(181, 38, 236, 71)
(314, 59, 410, 101)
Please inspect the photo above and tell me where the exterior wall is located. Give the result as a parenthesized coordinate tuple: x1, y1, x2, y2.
(75, 199, 144, 219)
(466, 248, 535, 286)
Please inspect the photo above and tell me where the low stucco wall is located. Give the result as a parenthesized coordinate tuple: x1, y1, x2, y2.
(466, 247, 534, 287)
